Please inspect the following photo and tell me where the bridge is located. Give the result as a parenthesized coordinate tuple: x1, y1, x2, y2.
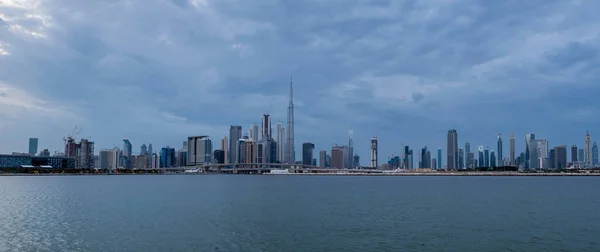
(139, 163, 382, 174)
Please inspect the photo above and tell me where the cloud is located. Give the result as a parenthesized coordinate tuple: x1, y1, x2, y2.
(0, 0, 599, 162)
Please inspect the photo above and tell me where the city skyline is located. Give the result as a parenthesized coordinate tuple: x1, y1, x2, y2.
(1, 1, 600, 161)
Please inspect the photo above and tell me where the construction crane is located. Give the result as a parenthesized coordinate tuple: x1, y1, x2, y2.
(63, 126, 82, 157)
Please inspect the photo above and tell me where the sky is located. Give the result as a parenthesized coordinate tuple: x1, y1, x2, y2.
(1, 0, 599, 163)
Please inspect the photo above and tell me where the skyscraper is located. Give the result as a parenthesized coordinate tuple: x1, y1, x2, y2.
(537, 139, 549, 168)
(252, 124, 259, 142)
(348, 129, 354, 168)
(28, 138, 38, 155)
(465, 143, 471, 168)
(229, 126, 242, 163)
(221, 136, 229, 164)
(458, 148, 464, 169)
(571, 145, 578, 164)
(276, 123, 285, 162)
(188, 136, 212, 165)
(484, 147, 490, 167)
(554, 145, 567, 169)
(371, 137, 378, 168)
(319, 150, 327, 168)
(585, 131, 592, 166)
(331, 146, 344, 169)
(141, 144, 148, 156)
(578, 148, 585, 165)
(447, 129, 458, 170)
(302, 142, 315, 166)
(122, 139, 133, 169)
(490, 150, 496, 167)
(437, 148, 442, 169)
(497, 134, 503, 166)
(286, 75, 295, 164)
(510, 132, 515, 166)
(525, 134, 535, 168)
(593, 142, 599, 166)
(478, 146, 484, 167)
(160, 147, 176, 168)
(261, 114, 272, 140)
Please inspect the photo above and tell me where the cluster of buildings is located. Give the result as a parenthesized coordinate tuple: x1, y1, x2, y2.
(1, 77, 599, 172)
(383, 131, 599, 171)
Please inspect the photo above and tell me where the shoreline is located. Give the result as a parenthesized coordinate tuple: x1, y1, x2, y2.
(2, 172, 600, 177)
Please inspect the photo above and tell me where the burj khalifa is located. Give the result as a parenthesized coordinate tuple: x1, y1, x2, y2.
(285, 75, 295, 164)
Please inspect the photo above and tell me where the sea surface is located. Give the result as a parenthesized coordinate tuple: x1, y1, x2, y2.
(0, 175, 598, 252)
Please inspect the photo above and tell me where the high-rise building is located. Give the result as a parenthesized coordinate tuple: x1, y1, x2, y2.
(229, 126, 242, 163)
(252, 124, 259, 158)
(526, 134, 538, 169)
(554, 145, 567, 169)
(148, 144, 153, 155)
(593, 142, 599, 166)
(458, 148, 464, 169)
(28, 138, 38, 155)
(465, 143, 472, 168)
(99, 149, 120, 170)
(122, 139, 133, 169)
(276, 123, 285, 162)
(188, 136, 212, 166)
(348, 129, 354, 168)
(585, 131, 592, 166)
(331, 146, 344, 169)
(353, 155, 360, 167)
(176, 149, 187, 167)
(319, 150, 327, 168)
(478, 146, 484, 167)
(160, 147, 176, 168)
(213, 150, 225, 164)
(262, 114, 272, 140)
(78, 139, 95, 169)
(260, 139, 277, 163)
(571, 145, 578, 164)
(141, 144, 148, 156)
(525, 134, 535, 168)
(484, 147, 490, 167)
(497, 134, 503, 166)
(286, 75, 295, 164)
(578, 148, 585, 165)
(370, 137, 378, 168)
(510, 132, 515, 166)
(302, 142, 315, 166)
(490, 150, 496, 167)
(221, 136, 229, 164)
(447, 129, 458, 170)
(420, 146, 428, 168)
(244, 140, 256, 163)
(437, 148, 442, 169)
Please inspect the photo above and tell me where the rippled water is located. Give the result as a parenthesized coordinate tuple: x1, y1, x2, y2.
(0, 175, 599, 252)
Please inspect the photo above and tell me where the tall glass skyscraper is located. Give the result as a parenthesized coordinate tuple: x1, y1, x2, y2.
(28, 138, 38, 155)
(229, 126, 242, 163)
(437, 148, 442, 169)
(447, 129, 458, 170)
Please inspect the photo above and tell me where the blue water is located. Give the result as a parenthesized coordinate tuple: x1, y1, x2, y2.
(0, 175, 598, 251)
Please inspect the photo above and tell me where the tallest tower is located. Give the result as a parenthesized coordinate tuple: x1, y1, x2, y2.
(286, 75, 295, 164)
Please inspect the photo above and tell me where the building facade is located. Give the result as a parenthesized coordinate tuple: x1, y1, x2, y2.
(302, 142, 315, 166)
(188, 136, 212, 166)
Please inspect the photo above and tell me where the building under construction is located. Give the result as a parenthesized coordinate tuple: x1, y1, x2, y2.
(63, 127, 95, 169)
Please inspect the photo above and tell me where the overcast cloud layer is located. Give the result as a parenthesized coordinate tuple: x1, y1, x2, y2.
(1, 0, 599, 162)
